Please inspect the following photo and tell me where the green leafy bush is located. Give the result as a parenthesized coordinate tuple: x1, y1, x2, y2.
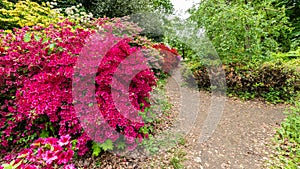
(183, 49, 300, 103)
(272, 0, 300, 50)
(189, 0, 292, 64)
(82, 0, 174, 18)
(31, 0, 80, 9)
(270, 101, 300, 168)
(0, 0, 62, 30)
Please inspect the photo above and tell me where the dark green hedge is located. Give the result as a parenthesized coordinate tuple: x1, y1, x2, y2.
(183, 59, 299, 103)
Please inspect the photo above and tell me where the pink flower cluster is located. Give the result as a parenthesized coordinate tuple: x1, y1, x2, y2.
(73, 31, 157, 150)
(2, 135, 75, 169)
(152, 43, 181, 73)
(0, 18, 156, 158)
(0, 20, 91, 155)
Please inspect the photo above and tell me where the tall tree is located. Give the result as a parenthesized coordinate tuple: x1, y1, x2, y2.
(272, 0, 300, 49)
(25, 0, 174, 18)
(81, 0, 174, 18)
(190, 0, 292, 64)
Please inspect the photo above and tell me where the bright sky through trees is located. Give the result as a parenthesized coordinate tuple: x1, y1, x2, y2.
(170, 0, 198, 19)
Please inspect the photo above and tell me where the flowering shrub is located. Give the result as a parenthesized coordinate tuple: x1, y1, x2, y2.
(1, 135, 75, 169)
(0, 0, 93, 31)
(152, 43, 181, 73)
(0, 0, 62, 30)
(0, 20, 91, 155)
(46, 1, 94, 24)
(73, 32, 157, 152)
(0, 17, 159, 161)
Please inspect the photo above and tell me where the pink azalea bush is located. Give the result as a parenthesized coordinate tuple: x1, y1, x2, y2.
(0, 18, 156, 157)
(2, 135, 75, 169)
(0, 16, 182, 168)
(0, 20, 91, 156)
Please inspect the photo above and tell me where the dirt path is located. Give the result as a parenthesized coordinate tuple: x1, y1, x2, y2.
(164, 67, 287, 169)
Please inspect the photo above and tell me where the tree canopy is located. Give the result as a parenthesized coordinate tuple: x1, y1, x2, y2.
(190, 0, 292, 64)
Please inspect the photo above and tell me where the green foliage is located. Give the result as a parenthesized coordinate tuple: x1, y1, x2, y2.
(0, 0, 62, 30)
(163, 25, 194, 59)
(138, 108, 156, 123)
(91, 142, 102, 156)
(32, 0, 80, 9)
(272, 0, 300, 49)
(0, 0, 93, 30)
(140, 135, 160, 154)
(80, 0, 150, 18)
(170, 150, 187, 169)
(1, 160, 21, 169)
(129, 13, 168, 42)
(138, 78, 172, 136)
(78, 0, 173, 18)
(185, 52, 299, 103)
(151, 0, 174, 14)
(190, 0, 291, 64)
(271, 47, 300, 62)
(171, 0, 298, 104)
(92, 139, 114, 156)
(270, 101, 300, 168)
(2, 164, 13, 169)
(48, 1, 93, 23)
(100, 139, 114, 151)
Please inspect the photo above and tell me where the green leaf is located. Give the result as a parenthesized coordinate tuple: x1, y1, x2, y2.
(24, 33, 31, 42)
(71, 139, 78, 150)
(42, 38, 50, 44)
(92, 142, 102, 156)
(49, 43, 55, 50)
(34, 34, 41, 41)
(2, 164, 13, 169)
(40, 130, 49, 138)
(100, 139, 114, 151)
(116, 141, 125, 150)
(47, 43, 56, 55)
(57, 47, 64, 52)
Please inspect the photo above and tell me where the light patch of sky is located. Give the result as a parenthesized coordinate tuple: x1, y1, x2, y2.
(170, 0, 198, 19)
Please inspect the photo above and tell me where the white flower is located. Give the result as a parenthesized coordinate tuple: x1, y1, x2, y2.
(77, 3, 82, 8)
(50, 2, 57, 6)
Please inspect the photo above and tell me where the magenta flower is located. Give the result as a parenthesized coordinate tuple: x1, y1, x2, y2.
(42, 151, 58, 165)
(58, 135, 71, 147)
(64, 164, 76, 169)
(22, 164, 39, 169)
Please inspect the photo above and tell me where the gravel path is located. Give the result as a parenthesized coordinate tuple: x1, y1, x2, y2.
(164, 67, 287, 169)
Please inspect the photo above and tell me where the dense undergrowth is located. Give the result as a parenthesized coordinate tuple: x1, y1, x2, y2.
(182, 49, 300, 104)
(270, 99, 300, 168)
